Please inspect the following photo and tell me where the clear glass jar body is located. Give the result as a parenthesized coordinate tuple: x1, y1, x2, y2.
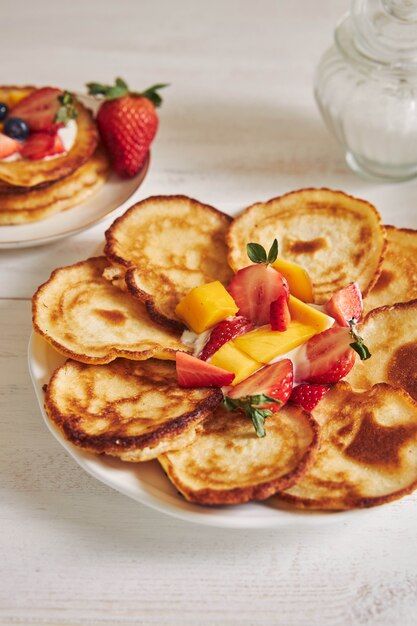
(315, 21, 417, 181)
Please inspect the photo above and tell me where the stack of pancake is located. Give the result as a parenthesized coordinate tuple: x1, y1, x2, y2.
(32, 190, 417, 510)
(0, 86, 110, 225)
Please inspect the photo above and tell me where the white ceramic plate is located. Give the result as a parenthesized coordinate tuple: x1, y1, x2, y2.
(0, 157, 149, 249)
(27, 331, 367, 528)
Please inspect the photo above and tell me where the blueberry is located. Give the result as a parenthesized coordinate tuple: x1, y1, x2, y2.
(0, 102, 8, 121)
(4, 117, 29, 140)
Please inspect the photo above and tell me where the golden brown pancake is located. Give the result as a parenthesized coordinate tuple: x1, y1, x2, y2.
(104, 195, 234, 330)
(45, 358, 223, 462)
(158, 404, 319, 505)
(32, 257, 189, 364)
(279, 382, 417, 510)
(0, 147, 110, 224)
(227, 188, 386, 303)
(345, 300, 417, 401)
(0, 86, 98, 187)
(363, 226, 417, 314)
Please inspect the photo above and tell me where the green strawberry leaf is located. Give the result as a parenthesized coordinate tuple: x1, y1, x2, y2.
(55, 91, 78, 124)
(247, 243, 267, 264)
(267, 239, 279, 264)
(137, 83, 170, 108)
(223, 393, 281, 437)
(349, 320, 371, 360)
(86, 78, 129, 100)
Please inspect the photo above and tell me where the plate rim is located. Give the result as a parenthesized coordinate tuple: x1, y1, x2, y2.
(0, 154, 149, 249)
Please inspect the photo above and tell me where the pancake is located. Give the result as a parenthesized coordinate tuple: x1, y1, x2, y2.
(32, 257, 189, 364)
(345, 300, 417, 401)
(363, 226, 417, 314)
(279, 382, 417, 510)
(227, 188, 386, 304)
(0, 86, 98, 187)
(45, 358, 223, 462)
(158, 404, 319, 505)
(0, 147, 110, 224)
(104, 195, 234, 331)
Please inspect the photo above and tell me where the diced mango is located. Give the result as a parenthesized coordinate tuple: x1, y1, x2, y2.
(210, 341, 261, 385)
(234, 321, 318, 363)
(272, 257, 314, 302)
(288, 295, 334, 332)
(175, 281, 238, 333)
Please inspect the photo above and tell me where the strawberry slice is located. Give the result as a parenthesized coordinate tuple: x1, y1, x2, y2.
(199, 316, 253, 361)
(0, 133, 21, 158)
(176, 351, 235, 388)
(224, 359, 293, 437)
(289, 383, 331, 412)
(21, 132, 65, 160)
(270, 295, 291, 331)
(299, 326, 356, 384)
(11, 87, 62, 132)
(325, 282, 363, 327)
(228, 264, 289, 326)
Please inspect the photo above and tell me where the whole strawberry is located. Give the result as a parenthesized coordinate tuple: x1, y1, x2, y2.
(86, 78, 168, 178)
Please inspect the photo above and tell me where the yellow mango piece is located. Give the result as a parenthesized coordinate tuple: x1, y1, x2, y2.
(175, 281, 238, 333)
(210, 341, 261, 385)
(6, 90, 31, 107)
(288, 295, 334, 332)
(234, 321, 318, 363)
(272, 257, 313, 302)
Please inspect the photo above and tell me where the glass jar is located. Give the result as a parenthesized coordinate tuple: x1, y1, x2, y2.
(315, 0, 417, 181)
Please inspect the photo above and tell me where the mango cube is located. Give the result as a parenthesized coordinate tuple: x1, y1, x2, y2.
(272, 257, 313, 302)
(210, 341, 261, 385)
(175, 281, 238, 333)
(234, 321, 318, 363)
(288, 295, 334, 332)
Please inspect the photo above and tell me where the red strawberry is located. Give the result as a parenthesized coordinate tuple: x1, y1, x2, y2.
(20, 132, 64, 160)
(11, 87, 62, 132)
(225, 359, 293, 437)
(270, 295, 291, 331)
(87, 78, 167, 178)
(290, 383, 330, 412)
(325, 282, 363, 327)
(199, 316, 253, 361)
(228, 264, 289, 326)
(176, 351, 235, 388)
(299, 326, 356, 384)
(0, 133, 21, 158)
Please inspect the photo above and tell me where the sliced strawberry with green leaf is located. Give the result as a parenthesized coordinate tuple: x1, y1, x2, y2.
(176, 351, 235, 388)
(198, 315, 253, 361)
(224, 359, 293, 437)
(289, 383, 330, 412)
(11, 87, 76, 132)
(270, 295, 291, 331)
(0, 133, 21, 158)
(325, 282, 363, 327)
(299, 325, 370, 385)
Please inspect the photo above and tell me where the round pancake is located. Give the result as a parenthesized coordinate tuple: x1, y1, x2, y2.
(158, 404, 319, 505)
(279, 382, 417, 510)
(32, 257, 189, 364)
(363, 226, 417, 314)
(227, 188, 386, 304)
(345, 300, 417, 401)
(104, 195, 234, 330)
(45, 358, 223, 462)
(0, 86, 98, 187)
(0, 148, 110, 224)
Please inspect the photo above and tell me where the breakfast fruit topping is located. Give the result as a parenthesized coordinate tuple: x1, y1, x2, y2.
(224, 359, 293, 437)
(198, 315, 253, 361)
(176, 351, 235, 388)
(0, 133, 21, 158)
(228, 240, 289, 325)
(4, 117, 29, 140)
(86, 77, 168, 178)
(175, 281, 238, 333)
(270, 295, 291, 331)
(324, 282, 363, 327)
(10, 87, 76, 132)
(0, 102, 8, 121)
(289, 383, 331, 412)
(20, 132, 65, 160)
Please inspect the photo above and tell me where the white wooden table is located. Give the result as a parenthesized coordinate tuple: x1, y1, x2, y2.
(1, 1, 417, 624)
